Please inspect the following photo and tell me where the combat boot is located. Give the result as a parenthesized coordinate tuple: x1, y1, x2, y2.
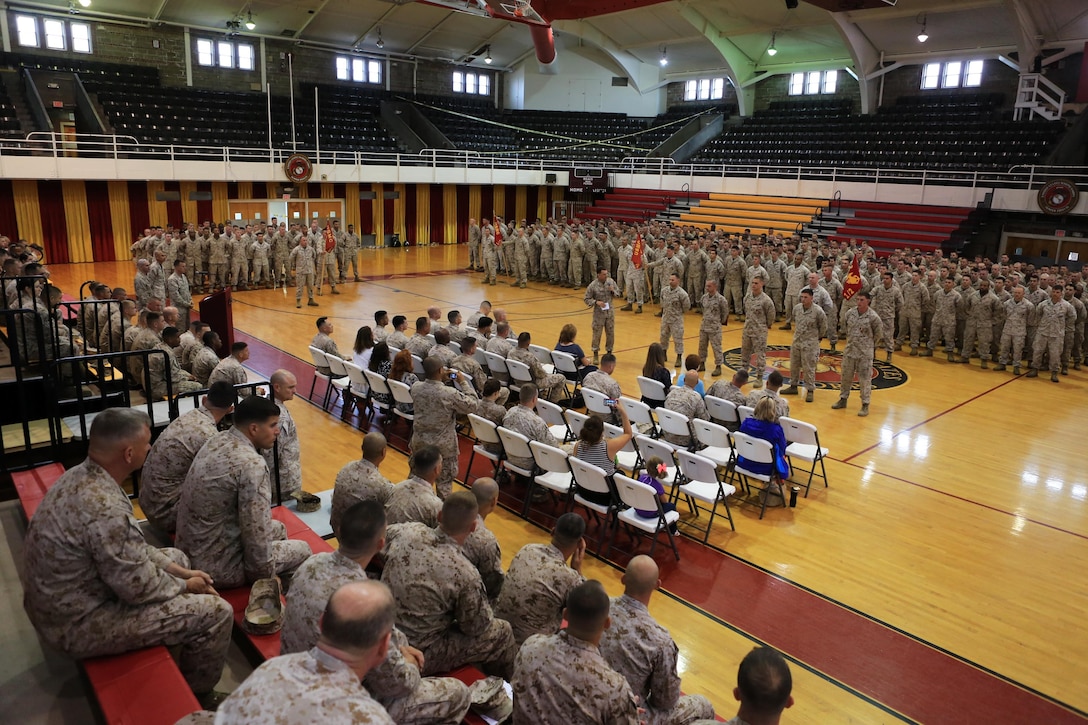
(675, 355, 682, 368)
(781, 386, 799, 395)
(831, 399, 846, 410)
(980, 360, 988, 369)
(858, 404, 869, 417)
(805, 390, 814, 403)
(994, 364, 1006, 371)
(910, 346, 918, 356)
(1025, 368, 1038, 378)
(712, 366, 722, 377)
(885, 351, 892, 363)
(1052, 371, 1060, 383)
(919, 348, 933, 357)
(636, 305, 643, 314)
(620, 303, 633, 311)
(1012, 365, 1021, 375)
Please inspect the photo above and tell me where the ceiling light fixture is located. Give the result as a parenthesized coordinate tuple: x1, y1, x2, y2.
(916, 14, 928, 43)
(78, 0, 91, 6)
(484, 45, 492, 64)
(659, 47, 668, 67)
(245, 10, 255, 31)
(767, 32, 778, 56)
(376, 27, 384, 49)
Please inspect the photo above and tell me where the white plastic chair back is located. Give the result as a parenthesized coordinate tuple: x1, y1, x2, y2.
(738, 405, 755, 424)
(636, 375, 667, 405)
(581, 387, 613, 417)
(704, 395, 739, 426)
(564, 409, 589, 439)
(344, 361, 369, 396)
(655, 407, 692, 442)
(619, 397, 657, 433)
(468, 413, 501, 446)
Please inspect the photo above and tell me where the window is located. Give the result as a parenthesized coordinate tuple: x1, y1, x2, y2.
(70, 23, 91, 53)
(920, 60, 983, 89)
(788, 70, 838, 96)
(14, 15, 92, 52)
(684, 80, 697, 100)
(195, 39, 253, 71)
(15, 15, 39, 47)
(217, 41, 234, 69)
(237, 44, 255, 71)
(196, 39, 215, 66)
(452, 70, 491, 95)
(335, 56, 382, 84)
(683, 77, 726, 101)
(44, 19, 66, 50)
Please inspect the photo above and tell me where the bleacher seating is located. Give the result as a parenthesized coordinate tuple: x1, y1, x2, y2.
(412, 93, 519, 154)
(580, 188, 711, 223)
(676, 193, 828, 235)
(504, 109, 651, 164)
(822, 200, 975, 254)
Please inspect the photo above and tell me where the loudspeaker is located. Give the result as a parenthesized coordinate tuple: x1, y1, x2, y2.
(383, 191, 400, 200)
(785, 0, 798, 8)
(188, 191, 212, 201)
(155, 191, 181, 202)
(359, 190, 377, 200)
(545, 173, 557, 183)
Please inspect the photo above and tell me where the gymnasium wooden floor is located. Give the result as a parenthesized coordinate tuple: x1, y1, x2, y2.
(48, 248, 1088, 723)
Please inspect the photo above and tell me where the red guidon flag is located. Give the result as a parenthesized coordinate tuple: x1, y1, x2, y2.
(494, 221, 503, 246)
(632, 231, 644, 270)
(323, 221, 337, 254)
(842, 253, 863, 301)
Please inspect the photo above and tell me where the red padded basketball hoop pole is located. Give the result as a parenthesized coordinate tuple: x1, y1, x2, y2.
(530, 24, 556, 66)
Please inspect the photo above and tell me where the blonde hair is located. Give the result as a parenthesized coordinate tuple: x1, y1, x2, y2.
(754, 396, 777, 422)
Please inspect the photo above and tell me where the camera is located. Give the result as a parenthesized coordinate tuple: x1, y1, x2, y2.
(449, 371, 458, 380)
(605, 399, 617, 408)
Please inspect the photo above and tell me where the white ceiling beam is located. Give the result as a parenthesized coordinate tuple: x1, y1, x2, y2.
(1004, 0, 1040, 68)
(292, 0, 336, 40)
(405, 11, 456, 53)
(351, 4, 402, 49)
(151, 0, 172, 23)
(551, 19, 650, 93)
(843, 0, 1004, 23)
(827, 11, 880, 113)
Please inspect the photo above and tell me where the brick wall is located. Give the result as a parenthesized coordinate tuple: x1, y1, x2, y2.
(878, 60, 1019, 109)
(665, 80, 739, 111)
(752, 71, 861, 113)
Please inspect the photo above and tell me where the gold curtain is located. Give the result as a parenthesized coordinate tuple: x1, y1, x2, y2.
(107, 181, 132, 260)
(180, 181, 198, 226)
(515, 185, 527, 224)
(146, 180, 167, 226)
(444, 184, 458, 244)
(492, 185, 505, 223)
(321, 183, 335, 199)
(61, 180, 92, 263)
(393, 183, 407, 240)
(550, 185, 565, 219)
(415, 184, 430, 245)
(468, 184, 481, 223)
(373, 183, 384, 248)
(536, 186, 548, 222)
(345, 183, 360, 237)
(211, 182, 230, 223)
(12, 180, 42, 256)
(236, 181, 253, 200)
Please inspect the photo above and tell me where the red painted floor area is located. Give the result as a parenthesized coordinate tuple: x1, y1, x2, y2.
(236, 329, 1086, 724)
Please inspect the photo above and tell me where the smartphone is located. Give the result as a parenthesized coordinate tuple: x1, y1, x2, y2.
(605, 399, 618, 407)
(449, 371, 458, 380)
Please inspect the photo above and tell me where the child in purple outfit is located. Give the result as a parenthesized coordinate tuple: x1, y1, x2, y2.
(635, 456, 678, 519)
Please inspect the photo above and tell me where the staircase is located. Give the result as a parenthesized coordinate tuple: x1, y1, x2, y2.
(0, 68, 38, 136)
(1014, 73, 1064, 122)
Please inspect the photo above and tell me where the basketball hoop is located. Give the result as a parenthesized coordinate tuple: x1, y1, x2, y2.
(513, 0, 530, 16)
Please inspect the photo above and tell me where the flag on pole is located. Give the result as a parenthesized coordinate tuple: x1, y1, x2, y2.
(494, 220, 503, 246)
(842, 253, 863, 301)
(632, 231, 644, 270)
(323, 220, 337, 254)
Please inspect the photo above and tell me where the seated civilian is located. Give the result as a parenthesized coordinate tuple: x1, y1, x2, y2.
(555, 323, 597, 380)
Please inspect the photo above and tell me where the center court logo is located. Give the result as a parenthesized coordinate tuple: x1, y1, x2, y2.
(723, 345, 908, 391)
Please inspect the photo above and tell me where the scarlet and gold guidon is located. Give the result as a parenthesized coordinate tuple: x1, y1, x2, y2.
(632, 232, 644, 270)
(842, 253, 863, 301)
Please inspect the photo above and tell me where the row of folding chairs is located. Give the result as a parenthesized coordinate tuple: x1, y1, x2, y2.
(307, 346, 415, 427)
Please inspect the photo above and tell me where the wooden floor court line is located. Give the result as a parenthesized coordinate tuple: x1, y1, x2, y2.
(236, 329, 1087, 724)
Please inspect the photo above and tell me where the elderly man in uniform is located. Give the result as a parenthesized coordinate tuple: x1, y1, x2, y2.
(600, 555, 716, 725)
(584, 267, 620, 365)
(512, 580, 640, 725)
(262, 369, 318, 510)
(140, 381, 237, 534)
(462, 478, 505, 601)
(782, 288, 827, 403)
(216, 581, 397, 724)
(288, 235, 318, 308)
(1027, 285, 1074, 382)
(897, 269, 930, 356)
(661, 371, 709, 447)
(922, 277, 962, 361)
(698, 278, 729, 377)
(331, 432, 393, 537)
(280, 501, 472, 725)
(21, 408, 233, 710)
(870, 272, 902, 363)
(410, 357, 479, 499)
(495, 513, 586, 645)
(659, 273, 691, 369)
(175, 396, 312, 589)
(832, 292, 882, 417)
(382, 492, 518, 678)
(959, 278, 998, 368)
(741, 277, 777, 389)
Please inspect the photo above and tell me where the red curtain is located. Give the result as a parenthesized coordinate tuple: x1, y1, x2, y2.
(481, 186, 494, 224)
(226, 181, 239, 200)
(383, 195, 395, 235)
(359, 185, 374, 235)
(196, 181, 213, 223)
(0, 180, 18, 241)
(163, 180, 182, 227)
(456, 185, 469, 244)
(85, 181, 115, 262)
(38, 180, 69, 264)
(128, 180, 150, 238)
(504, 185, 516, 222)
(430, 184, 444, 244)
(404, 185, 417, 245)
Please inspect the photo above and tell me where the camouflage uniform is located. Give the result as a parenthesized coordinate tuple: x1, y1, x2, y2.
(208, 355, 250, 395)
(582, 370, 622, 400)
(745, 388, 790, 421)
(493, 543, 584, 645)
(698, 290, 729, 368)
(660, 386, 709, 448)
(927, 288, 962, 354)
(175, 427, 312, 589)
(331, 458, 394, 537)
(508, 346, 567, 403)
(22, 458, 232, 694)
(149, 341, 202, 400)
(462, 515, 505, 602)
(190, 345, 220, 387)
(838, 307, 882, 406)
(207, 233, 229, 289)
(741, 291, 776, 384)
(659, 285, 691, 359)
(312, 331, 345, 376)
(229, 235, 248, 288)
(167, 271, 192, 324)
(764, 255, 787, 315)
(215, 648, 394, 724)
(289, 243, 317, 304)
(501, 404, 560, 471)
(269, 230, 289, 286)
(1031, 298, 1074, 374)
(782, 262, 810, 325)
(381, 524, 517, 678)
(261, 396, 302, 500)
(405, 333, 435, 359)
(139, 406, 218, 533)
(789, 302, 827, 394)
(409, 378, 479, 498)
(341, 230, 361, 281)
(552, 229, 570, 286)
(467, 221, 481, 270)
(513, 229, 530, 286)
(961, 289, 998, 362)
(585, 275, 620, 355)
(705, 380, 747, 409)
(870, 284, 902, 355)
(481, 227, 499, 284)
(569, 234, 586, 288)
(599, 594, 715, 725)
(722, 253, 747, 319)
(897, 279, 930, 351)
(512, 631, 641, 725)
(385, 476, 442, 528)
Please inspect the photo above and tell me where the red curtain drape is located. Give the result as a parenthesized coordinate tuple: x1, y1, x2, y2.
(38, 180, 69, 264)
(226, 182, 239, 200)
(404, 185, 417, 245)
(430, 183, 444, 244)
(481, 186, 493, 224)
(383, 196, 395, 235)
(196, 181, 213, 223)
(0, 180, 19, 241)
(456, 185, 469, 244)
(85, 181, 115, 262)
(504, 185, 516, 222)
(163, 180, 182, 227)
(128, 180, 150, 238)
(359, 186, 374, 235)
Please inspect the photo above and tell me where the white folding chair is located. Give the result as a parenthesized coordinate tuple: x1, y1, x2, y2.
(473, 345, 489, 368)
(705, 395, 740, 430)
(550, 350, 581, 396)
(536, 399, 572, 442)
(343, 360, 371, 416)
(569, 456, 618, 554)
(581, 387, 613, 418)
(691, 419, 735, 469)
(619, 396, 659, 438)
(528, 440, 575, 516)
(325, 354, 352, 411)
(410, 354, 425, 376)
(386, 378, 414, 425)
(633, 435, 679, 494)
(448, 341, 461, 354)
(363, 369, 393, 418)
(564, 409, 589, 440)
(612, 473, 681, 560)
(529, 344, 556, 373)
(781, 416, 830, 496)
(307, 346, 334, 408)
(483, 350, 511, 385)
(497, 426, 536, 480)
(676, 449, 737, 540)
(637, 375, 667, 408)
(738, 405, 755, 424)
(731, 431, 783, 519)
(387, 346, 401, 356)
(425, 333, 436, 345)
(466, 413, 503, 485)
(506, 358, 534, 396)
(604, 422, 640, 476)
(655, 407, 694, 450)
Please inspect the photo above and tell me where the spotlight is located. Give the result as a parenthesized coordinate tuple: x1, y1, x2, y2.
(484, 46, 492, 64)
(659, 47, 668, 67)
(767, 32, 777, 56)
(917, 14, 928, 43)
(78, 0, 91, 6)
(245, 11, 255, 31)
(376, 28, 384, 49)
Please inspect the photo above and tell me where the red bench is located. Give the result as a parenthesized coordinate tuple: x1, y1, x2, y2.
(445, 665, 490, 725)
(12, 462, 66, 522)
(82, 646, 201, 725)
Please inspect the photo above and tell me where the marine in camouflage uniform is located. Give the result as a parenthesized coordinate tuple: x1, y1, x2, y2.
(741, 278, 777, 388)
(698, 279, 729, 375)
(139, 404, 221, 534)
(493, 535, 585, 645)
(409, 369, 479, 498)
(784, 290, 827, 400)
(924, 279, 962, 360)
(658, 274, 691, 365)
(833, 294, 882, 415)
(584, 269, 620, 359)
(331, 457, 394, 538)
(896, 271, 930, 355)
